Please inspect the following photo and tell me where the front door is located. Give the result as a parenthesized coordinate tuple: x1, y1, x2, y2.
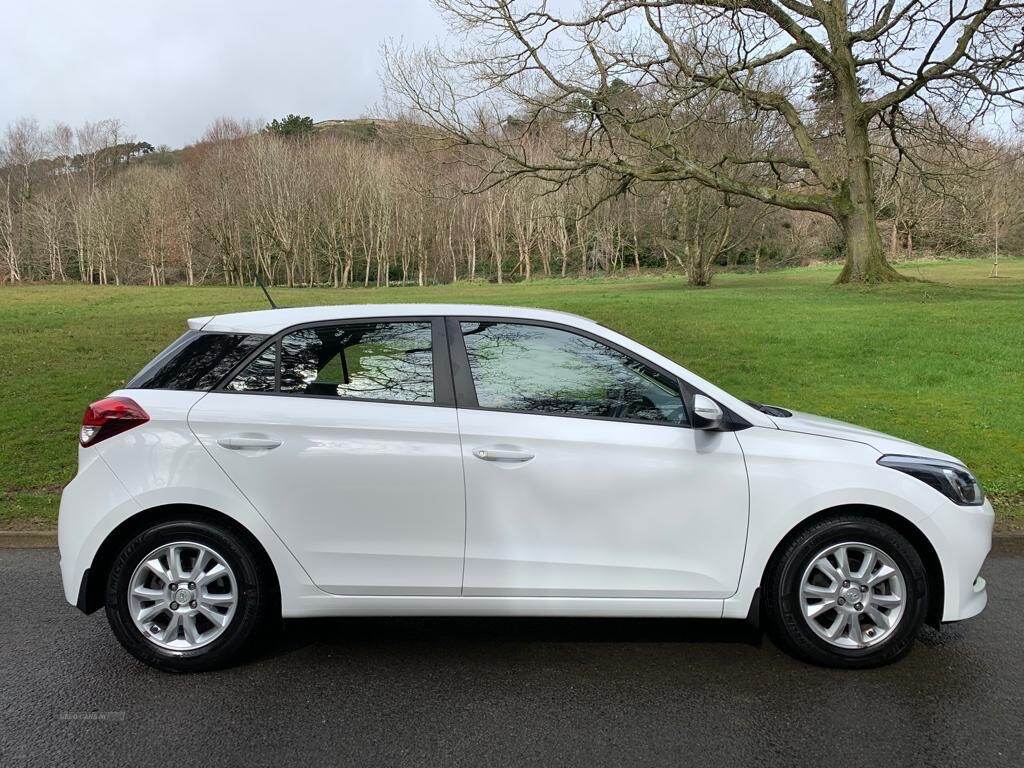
(452, 319, 749, 599)
(188, 317, 466, 596)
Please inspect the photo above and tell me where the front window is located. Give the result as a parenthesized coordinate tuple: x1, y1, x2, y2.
(459, 321, 686, 424)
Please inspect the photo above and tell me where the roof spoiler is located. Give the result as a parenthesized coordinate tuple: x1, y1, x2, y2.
(187, 316, 213, 330)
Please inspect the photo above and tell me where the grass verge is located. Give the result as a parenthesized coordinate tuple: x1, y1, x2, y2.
(1, 257, 1021, 530)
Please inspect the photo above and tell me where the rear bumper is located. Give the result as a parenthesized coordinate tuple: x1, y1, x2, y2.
(58, 453, 140, 608)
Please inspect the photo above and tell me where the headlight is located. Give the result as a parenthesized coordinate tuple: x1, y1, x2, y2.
(877, 455, 985, 506)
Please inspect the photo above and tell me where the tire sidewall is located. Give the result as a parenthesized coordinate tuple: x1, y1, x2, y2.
(105, 520, 265, 672)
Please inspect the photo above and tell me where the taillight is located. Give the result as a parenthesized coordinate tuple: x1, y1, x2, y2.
(80, 397, 149, 447)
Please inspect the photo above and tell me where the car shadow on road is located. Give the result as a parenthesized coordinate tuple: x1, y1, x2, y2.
(256, 615, 764, 662)
(243, 613, 976, 672)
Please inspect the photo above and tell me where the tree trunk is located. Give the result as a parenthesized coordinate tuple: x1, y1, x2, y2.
(830, 55, 909, 286)
(990, 229, 1000, 278)
(833, 121, 908, 284)
(834, 208, 905, 283)
(688, 252, 712, 286)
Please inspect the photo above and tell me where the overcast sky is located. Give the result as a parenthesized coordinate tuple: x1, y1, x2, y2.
(2, 0, 449, 148)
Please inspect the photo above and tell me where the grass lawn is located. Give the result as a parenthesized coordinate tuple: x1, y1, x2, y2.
(2, 258, 1022, 530)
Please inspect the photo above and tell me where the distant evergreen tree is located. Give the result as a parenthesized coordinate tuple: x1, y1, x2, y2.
(809, 64, 839, 113)
(809, 62, 870, 123)
(265, 114, 315, 137)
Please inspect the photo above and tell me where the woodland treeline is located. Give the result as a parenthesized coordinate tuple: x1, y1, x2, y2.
(0, 111, 1020, 288)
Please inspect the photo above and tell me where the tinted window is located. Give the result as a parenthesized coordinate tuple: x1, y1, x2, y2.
(228, 322, 435, 403)
(460, 322, 685, 423)
(225, 346, 276, 392)
(128, 332, 267, 391)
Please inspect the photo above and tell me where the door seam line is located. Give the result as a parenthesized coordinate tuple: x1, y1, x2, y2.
(455, 405, 469, 597)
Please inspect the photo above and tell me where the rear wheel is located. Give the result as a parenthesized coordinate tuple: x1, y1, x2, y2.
(763, 515, 929, 668)
(105, 520, 272, 672)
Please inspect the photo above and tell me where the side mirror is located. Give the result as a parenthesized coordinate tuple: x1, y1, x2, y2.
(692, 394, 724, 430)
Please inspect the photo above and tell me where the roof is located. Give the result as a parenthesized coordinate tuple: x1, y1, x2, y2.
(189, 303, 595, 335)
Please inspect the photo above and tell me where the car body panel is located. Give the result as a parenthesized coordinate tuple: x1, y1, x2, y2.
(720, 425, 993, 622)
(770, 409, 961, 464)
(59, 389, 321, 609)
(458, 408, 749, 598)
(187, 392, 466, 596)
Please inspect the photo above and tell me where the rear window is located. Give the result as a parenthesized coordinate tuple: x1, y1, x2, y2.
(226, 321, 435, 403)
(127, 331, 268, 391)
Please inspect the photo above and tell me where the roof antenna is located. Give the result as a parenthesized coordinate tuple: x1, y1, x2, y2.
(256, 274, 278, 309)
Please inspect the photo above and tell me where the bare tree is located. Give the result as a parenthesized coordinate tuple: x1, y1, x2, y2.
(976, 142, 1024, 276)
(659, 185, 764, 285)
(3, 106, 1019, 287)
(200, 116, 259, 144)
(0, 118, 47, 282)
(384, 0, 1024, 283)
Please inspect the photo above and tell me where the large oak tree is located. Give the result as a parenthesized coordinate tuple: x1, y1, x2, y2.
(385, 0, 1024, 283)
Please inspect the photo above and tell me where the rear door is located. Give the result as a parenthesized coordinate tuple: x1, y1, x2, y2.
(451, 318, 749, 599)
(188, 317, 467, 596)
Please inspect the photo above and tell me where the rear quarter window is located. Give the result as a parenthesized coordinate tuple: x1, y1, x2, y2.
(127, 331, 268, 391)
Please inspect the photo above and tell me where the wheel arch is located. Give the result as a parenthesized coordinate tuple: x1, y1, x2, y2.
(759, 504, 945, 626)
(78, 503, 281, 615)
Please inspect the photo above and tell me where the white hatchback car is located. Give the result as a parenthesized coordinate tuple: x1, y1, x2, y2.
(59, 304, 992, 671)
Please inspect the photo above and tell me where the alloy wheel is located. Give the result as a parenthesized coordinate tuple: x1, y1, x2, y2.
(798, 541, 906, 649)
(127, 541, 239, 651)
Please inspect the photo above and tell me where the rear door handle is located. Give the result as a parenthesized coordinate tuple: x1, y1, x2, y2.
(472, 447, 534, 462)
(217, 436, 282, 450)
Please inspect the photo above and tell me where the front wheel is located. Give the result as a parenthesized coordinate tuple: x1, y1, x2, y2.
(105, 519, 272, 672)
(763, 515, 930, 668)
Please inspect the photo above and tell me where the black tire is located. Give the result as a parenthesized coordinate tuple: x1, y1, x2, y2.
(763, 514, 929, 669)
(105, 519, 273, 672)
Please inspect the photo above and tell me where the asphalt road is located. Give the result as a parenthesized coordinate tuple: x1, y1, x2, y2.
(2, 543, 1022, 768)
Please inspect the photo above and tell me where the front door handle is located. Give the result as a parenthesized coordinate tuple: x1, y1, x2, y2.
(472, 447, 534, 462)
(217, 436, 282, 450)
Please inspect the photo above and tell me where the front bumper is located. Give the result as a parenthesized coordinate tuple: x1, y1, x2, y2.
(953, 575, 988, 623)
(919, 497, 993, 622)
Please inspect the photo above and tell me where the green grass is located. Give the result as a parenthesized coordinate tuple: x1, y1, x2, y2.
(2, 258, 1022, 530)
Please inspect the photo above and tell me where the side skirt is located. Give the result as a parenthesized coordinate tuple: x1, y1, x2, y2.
(281, 594, 726, 619)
